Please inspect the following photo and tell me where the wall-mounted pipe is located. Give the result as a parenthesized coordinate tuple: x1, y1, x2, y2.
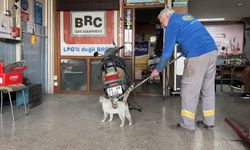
(6, 0, 8, 11)
(3, 0, 6, 13)
(3, 0, 11, 16)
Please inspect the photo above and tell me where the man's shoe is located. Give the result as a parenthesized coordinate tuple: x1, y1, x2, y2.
(176, 123, 195, 131)
(231, 84, 242, 90)
(177, 123, 182, 128)
(240, 93, 250, 99)
(196, 121, 214, 129)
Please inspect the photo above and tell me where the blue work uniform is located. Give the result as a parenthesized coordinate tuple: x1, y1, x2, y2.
(156, 13, 217, 72)
(156, 13, 218, 130)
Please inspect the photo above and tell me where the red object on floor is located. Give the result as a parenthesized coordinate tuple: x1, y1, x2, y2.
(225, 118, 250, 145)
(0, 64, 28, 86)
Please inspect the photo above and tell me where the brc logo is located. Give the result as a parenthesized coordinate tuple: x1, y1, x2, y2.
(75, 16, 102, 28)
(71, 12, 106, 36)
(10, 75, 19, 81)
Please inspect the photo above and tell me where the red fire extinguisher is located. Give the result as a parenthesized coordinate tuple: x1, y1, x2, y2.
(11, 26, 20, 38)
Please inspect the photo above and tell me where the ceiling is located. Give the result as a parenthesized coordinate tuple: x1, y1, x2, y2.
(189, 0, 250, 21)
(133, 1, 250, 26)
(135, 8, 162, 24)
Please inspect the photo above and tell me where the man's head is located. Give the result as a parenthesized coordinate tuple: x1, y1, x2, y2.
(158, 7, 175, 28)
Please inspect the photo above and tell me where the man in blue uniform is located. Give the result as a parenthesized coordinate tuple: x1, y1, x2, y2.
(151, 8, 218, 131)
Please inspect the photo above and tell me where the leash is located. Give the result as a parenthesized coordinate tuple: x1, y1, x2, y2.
(119, 55, 183, 100)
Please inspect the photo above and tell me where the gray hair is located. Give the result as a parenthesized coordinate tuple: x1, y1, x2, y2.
(158, 7, 175, 20)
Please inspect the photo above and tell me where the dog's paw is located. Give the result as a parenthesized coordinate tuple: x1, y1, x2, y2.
(129, 123, 132, 126)
(102, 119, 106, 122)
(120, 124, 124, 127)
(108, 119, 112, 122)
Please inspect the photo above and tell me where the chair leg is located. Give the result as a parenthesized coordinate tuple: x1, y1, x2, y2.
(22, 90, 28, 115)
(7, 91, 15, 121)
(1, 91, 3, 114)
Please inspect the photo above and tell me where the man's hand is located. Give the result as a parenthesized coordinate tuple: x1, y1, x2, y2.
(150, 69, 159, 79)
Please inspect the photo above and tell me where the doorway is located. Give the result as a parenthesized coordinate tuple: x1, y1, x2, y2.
(133, 8, 163, 95)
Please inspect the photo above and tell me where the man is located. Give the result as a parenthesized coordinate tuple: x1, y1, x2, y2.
(151, 8, 218, 131)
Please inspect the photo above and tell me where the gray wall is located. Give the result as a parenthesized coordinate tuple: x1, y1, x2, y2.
(22, 22, 47, 93)
(0, 41, 16, 64)
(189, 0, 250, 60)
(0, 23, 47, 93)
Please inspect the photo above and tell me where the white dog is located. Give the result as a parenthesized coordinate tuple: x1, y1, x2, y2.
(99, 96, 132, 127)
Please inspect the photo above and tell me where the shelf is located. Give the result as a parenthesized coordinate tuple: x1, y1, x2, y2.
(0, 37, 21, 43)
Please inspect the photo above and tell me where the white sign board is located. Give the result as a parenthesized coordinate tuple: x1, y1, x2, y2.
(61, 44, 112, 56)
(0, 14, 12, 39)
(205, 23, 244, 55)
(60, 11, 117, 56)
(71, 11, 106, 36)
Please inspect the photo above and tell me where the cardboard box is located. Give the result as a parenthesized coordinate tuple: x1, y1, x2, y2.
(0, 63, 27, 86)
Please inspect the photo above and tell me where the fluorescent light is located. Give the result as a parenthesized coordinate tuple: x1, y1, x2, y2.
(198, 18, 225, 22)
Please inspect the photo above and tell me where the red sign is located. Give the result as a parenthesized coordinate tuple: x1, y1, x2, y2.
(21, 11, 29, 21)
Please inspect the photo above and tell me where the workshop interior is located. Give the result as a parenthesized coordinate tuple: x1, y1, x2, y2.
(0, 0, 250, 149)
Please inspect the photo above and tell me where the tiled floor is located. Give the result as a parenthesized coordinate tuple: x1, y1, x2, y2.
(0, 86, 249, 150)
